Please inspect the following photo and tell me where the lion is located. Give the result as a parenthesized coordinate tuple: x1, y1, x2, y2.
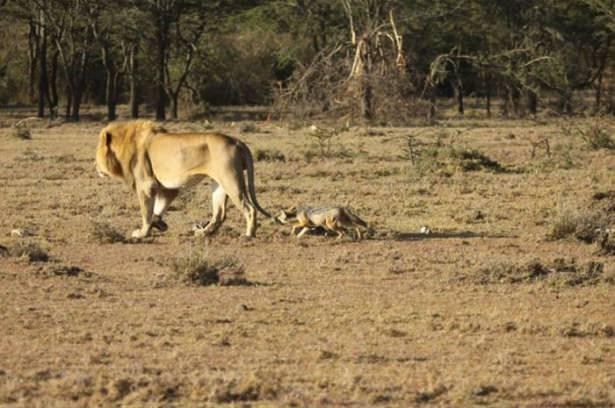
(95, 120, 274, 239)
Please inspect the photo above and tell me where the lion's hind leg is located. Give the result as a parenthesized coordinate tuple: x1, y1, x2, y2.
(195, 182, 228, 236)
(152, 188, 179, 232)
(218, 175, 257, 238)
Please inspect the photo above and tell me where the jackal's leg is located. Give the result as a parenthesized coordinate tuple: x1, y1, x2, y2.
(355, 228, 363, 240)
(291, 224, 303, 236)
(325, 217, 345, 240)
(296, 227, 310, 238)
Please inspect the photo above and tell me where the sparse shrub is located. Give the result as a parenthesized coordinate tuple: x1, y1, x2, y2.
(309, 126, 338, 157)
(168, 252, 249, 286)
(561, 118, 615, 150)
(90, 221, 126, 244)
(240, 123, 260, 133)
(37, 265, 93, 279)
(8, 241, 49, 262)
(474, 258, 609, 286)
(9, 127, 31, 140)
(255, 149, 286, 162)
(548, 208, 606, 242)
(408, 144, 504, 178)
(451, 148, 504, 172)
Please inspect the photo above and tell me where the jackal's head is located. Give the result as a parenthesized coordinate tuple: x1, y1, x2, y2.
(276, 207, 297, 224)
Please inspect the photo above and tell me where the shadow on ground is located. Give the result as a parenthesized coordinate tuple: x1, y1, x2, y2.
(387, 231, 515, 241)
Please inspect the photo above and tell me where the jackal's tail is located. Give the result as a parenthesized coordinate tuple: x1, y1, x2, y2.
(345, 208, 370, 229)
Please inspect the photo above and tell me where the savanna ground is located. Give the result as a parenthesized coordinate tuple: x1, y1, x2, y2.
(0, 106, 614, 407)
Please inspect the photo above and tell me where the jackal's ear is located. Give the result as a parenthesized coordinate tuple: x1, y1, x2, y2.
(286, 206, 296, 213)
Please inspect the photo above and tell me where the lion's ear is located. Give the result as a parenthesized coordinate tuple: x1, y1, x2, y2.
(104, 131, 112, 147)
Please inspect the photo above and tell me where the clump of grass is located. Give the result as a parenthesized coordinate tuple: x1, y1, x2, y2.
(409, 145, 504, 178)
(7, 241, 49, 262)
(548, 208, 606, 242)
(168, 252, 249, 286)
(240, 123, 264, 133)
(451, 148, 504, 172)
(561, 118, 615, 150)
(210, 376, 278, 403)
(475, 258, 609, 286)
(255, 148, 286, 162)
(303, 126, 345, 160)
(10, 127, 32, 140)
(90, 221, 126, 244)
(37, 265, 94, 279)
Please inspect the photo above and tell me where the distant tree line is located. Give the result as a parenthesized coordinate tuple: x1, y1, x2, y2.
(0, 0, 613, 122)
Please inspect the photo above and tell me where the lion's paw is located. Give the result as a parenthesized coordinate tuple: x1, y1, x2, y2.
(131, 229, 149, 239)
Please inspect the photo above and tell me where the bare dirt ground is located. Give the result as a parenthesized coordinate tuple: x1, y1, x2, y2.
(0, 111, 614, 407)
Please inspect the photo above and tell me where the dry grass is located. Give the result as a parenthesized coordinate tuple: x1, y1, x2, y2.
(89, 221, 127, 244)
(3, 241, 49, 262)
(0, 110, 614, 406)
(166, 252, 249, 286)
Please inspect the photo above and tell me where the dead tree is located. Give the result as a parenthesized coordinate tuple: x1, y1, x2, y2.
(341, 0, 406, 121)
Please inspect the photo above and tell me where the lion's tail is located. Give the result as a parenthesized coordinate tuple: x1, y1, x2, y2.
(238, 141, 277, 222)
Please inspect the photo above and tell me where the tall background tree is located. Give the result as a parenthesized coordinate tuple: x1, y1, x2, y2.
(0, 0, 613, 122)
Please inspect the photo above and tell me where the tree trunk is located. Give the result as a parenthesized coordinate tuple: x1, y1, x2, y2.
(484, 73, 491, 118)
(359, 76, 373, 121)
(454, 79, 464, 116)
(65, 84, 72, 119)
(428, 85, 437, 121)
(37, 7, 48, 118)
(129, 45, 139, 118)
(170, 92, 179, 120)
(527, 90, 537, 116)
(559, 89, 573, 115)
(594, 69, 603, 113)
(102, 46, 117, 121)
(106, 74, 117, 121)
(155, 15, 168, 121)
(104, 67, 117, 121)
(28, 22, 38, 104)
(48, 50, 59, 118)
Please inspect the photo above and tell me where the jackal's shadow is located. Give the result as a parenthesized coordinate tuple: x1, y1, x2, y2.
(386, 230, 514, 241)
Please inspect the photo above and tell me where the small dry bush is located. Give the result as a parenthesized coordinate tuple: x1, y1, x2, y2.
(5, 241, 49, 262)
(210, 376, 278, 404)
(90, 221, 126, 244)
(549, 192, 615, 243)
(561, 118, 615, 150)
(255, 148, 286, 162)
(548, 208, 606, 242)
(474, 258, 611, 286)
(408, 144, 504, 178)
(37, 264, 95, 280)
(9, 127, 32, 140)
(167, 252, 249, 286)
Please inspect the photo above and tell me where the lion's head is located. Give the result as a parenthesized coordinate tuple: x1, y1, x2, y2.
(95, 120, 166, 183)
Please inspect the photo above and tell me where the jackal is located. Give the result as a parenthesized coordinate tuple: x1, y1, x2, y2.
(277, 206, 372, 240)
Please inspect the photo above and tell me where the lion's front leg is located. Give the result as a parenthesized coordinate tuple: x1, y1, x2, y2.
(132, 187, 155, 239)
